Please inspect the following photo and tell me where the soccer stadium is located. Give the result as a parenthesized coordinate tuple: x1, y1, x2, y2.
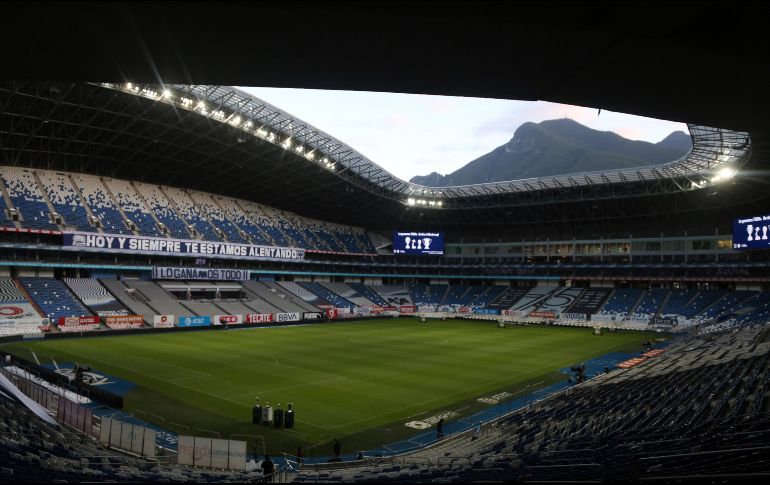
(1, 1, 770, 483)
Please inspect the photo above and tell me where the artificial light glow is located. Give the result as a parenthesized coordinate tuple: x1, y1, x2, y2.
(719, 167, 735, 179)
(711, 167, 736, 184)
(162, 89, 172, 99)
(407, 198, 416, 206)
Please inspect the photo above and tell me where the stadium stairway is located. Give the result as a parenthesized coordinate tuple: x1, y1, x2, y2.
(121, 280, 190, 317)
(99, 279, 155, 323)
(244, 281, 314, 313)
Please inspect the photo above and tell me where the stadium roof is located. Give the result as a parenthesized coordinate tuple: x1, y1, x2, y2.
(1, 1, 769, 231)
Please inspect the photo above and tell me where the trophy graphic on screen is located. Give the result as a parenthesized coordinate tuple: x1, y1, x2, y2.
(764, 226, 769, 240)
(748, 225, 755, 241)
(423, 238, 432, 250)
(416, 239, 422, 249)
(756, 227, 762, 241)
(404, 236, 411, 250)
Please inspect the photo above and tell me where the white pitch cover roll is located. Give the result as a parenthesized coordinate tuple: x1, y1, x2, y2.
(143, 428, 157, 457)
(99, 416, 112, 445)
(228, 440, 247, 471)
(177, 435, 195, 466)
(210, 439, 229, 469)
(194, 437, 212, 467)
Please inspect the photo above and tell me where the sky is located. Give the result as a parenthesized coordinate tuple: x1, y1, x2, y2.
(240, 87, 689, 181)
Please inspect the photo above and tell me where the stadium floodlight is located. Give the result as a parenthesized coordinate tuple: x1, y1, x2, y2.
(232, 115, 241, 125)
(126, 82, 133, 89)
(162, 89, 172, 99)
(437, 201, 443, 207)
(407, 198, 416, 206)
(245, 121, 253, 128)
(282, 138, 292, 149)
(711, 167, 736, 183)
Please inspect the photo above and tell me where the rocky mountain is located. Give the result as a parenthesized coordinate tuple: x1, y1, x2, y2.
(409, 119, 692, 186)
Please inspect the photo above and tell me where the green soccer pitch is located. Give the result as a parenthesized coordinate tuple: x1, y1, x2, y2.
(0, 318, 661, 455)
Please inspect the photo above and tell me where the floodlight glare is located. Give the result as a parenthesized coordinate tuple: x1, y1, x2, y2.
(718, 167, 735, 179)
(407, 198, 416, 206)
(162, 89, 171, 99)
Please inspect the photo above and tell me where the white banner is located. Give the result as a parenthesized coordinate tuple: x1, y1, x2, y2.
(228, 440, 246, 471)
(245, 313, 273, 324)
(276, 312, 301, 323)
(211, 439, 229, 469)
(99, 416, 112, 445)
(63, 231, 306, 262)
(194, 437, 212, 468)
(214, 315, 243, 325)
(153, 314, 175, 327)
(152, 267, 251, 281)
(303, 312, 322, 320)
(130, 424, 145, 455)
(110, 420, 122, 448)
(143, 428, 156, 457)
(177, 435, 194, 466)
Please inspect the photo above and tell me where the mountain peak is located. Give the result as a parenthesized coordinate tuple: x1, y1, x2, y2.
(409, 119, 692, 186)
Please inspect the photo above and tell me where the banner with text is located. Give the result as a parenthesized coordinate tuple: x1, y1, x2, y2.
(152, 267, 251, 281)
(214, 315, 243, 325)
(62, 232, 305, 262)
(153, 315, 175, 327)
(245, 313, 273, 324)
(58, 316, 100, 326)
(275, 312, 301, 323)
(178, 316, 211, 327)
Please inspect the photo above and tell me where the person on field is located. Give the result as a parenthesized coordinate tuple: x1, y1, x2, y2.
(437, 418, 444, 440)
(261, 454, 275, 482)
(333, 438, 341, 459)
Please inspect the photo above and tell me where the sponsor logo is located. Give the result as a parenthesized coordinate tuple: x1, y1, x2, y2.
(72, 234, 87, 247)
(399, 305, 417, 314)
(405, 410, 458, 429)
(304, 312, 323, 320)
(0, 306, 25, 317)
(105, 315, 143, 325)
(153, 315, 175, 327)
(458, 307, 470, 314)
(327, 308, 338, 320)
(477, 391, 512, 405)
(245, 314, 273, 324)
(54, 367, 114, 386)
(216, 315, 243, 325)
(528, 311, 556, 319)
(561, 313, 587, 321)
(58, 316, 100, 326)
(178, 316, 211, 327)
(276, 312, 300, 322)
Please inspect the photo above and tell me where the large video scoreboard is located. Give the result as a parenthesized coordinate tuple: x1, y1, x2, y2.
(733, 214, 770, 250)
(393, 231, 445, 255)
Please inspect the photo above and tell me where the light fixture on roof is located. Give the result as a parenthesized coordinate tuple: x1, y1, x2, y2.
(162, 89, 172, 99)
(407, 198, 416, 206)
(711, 167, 736, 183)
(126, 82, 133, 89)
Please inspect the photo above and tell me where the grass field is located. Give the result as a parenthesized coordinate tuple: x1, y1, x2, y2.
(1, 319, 659, 455)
